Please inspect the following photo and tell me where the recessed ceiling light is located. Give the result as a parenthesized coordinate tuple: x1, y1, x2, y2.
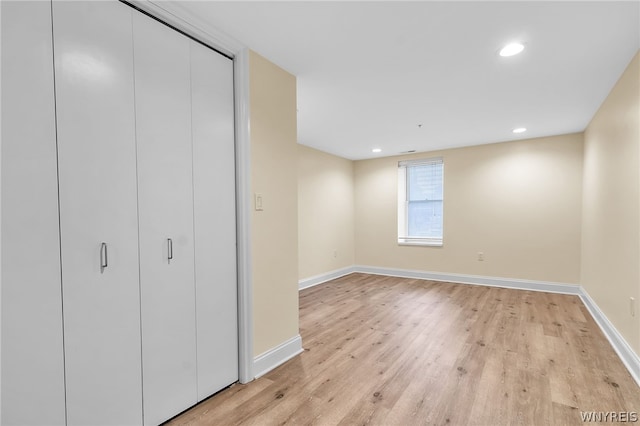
(513, 127, 527, 134)
(372, 148, 382, 153)
(499, 42, 525, 57)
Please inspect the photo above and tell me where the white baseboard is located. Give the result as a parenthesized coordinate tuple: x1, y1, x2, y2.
(298, 266, 356, 290)
(298, 264, 639, 386)
(579, 289, 640, 386)
(352, 265, 581, 295)
(253, 334, 303, 379)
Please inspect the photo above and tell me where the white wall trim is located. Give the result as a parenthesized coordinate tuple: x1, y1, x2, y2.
(130, 1, 244, 57)
(579, 288, 640, 386)
(233, 48, 254, 384)
(253, 335, 303, 379)
(298, 266, 356, 290)
(129, 1, 254, 384)
(352, 265, 581, 295)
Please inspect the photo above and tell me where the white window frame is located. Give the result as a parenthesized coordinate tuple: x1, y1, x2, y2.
(397, 157, 444, 247)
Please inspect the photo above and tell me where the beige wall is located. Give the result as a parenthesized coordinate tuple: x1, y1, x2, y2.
(354, 134, 584, 284)
(581, 52, 639, 352)
(249, 51, 299, 356)
(298, 145, 355, 279)
(292, 49, 639, 361)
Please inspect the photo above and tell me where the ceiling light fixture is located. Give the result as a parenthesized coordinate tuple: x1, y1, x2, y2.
(372, 148, 382, 153)
(499, 42, 525, 57)
(512, 127, 527, 134)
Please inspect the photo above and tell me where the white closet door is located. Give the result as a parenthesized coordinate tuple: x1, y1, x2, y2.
(52, 2, 143, 425)
(1, 2, 66, 424)
(190, 41, 239, 401)
(132, 13, 198, 425)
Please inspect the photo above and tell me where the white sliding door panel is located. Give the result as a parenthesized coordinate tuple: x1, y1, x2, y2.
(132, 13, 198, 425)
(52, 2, 143, 425)
(1, 2, 66, 424)
(190, 41, 239, 401)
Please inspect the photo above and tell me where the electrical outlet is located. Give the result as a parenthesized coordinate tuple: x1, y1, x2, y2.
(477, 252, 484, 261)
(631, 297, 636, 317)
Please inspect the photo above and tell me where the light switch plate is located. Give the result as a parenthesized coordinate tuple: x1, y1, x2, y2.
(255, 193, 264, 211)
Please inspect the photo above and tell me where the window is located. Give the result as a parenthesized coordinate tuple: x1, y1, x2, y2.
(398, 157, 444, 246)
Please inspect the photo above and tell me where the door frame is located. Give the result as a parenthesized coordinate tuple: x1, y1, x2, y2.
(125, 0, 254, 384)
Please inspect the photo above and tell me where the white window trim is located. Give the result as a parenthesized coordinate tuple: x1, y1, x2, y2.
(398, 237, 443, 247)
(397, 157, 444, 247)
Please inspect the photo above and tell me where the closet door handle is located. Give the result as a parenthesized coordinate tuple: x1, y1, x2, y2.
(100, 242, 108, 273)
(167, 238, 173, 263)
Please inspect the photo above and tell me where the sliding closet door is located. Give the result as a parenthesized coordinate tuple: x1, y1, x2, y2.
(1, 2, 66, 424)
(132, 13, 198, 425)
(190, 41, 239, 401)
(52, 2, 143, 425)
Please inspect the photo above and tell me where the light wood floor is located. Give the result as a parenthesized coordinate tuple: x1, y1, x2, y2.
(169, 273, 640, 425)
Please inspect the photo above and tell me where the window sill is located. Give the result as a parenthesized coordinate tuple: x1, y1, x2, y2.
(397, 240, 443, 247)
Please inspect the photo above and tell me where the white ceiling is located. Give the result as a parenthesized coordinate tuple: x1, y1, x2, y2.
(177, 1, 639, 160)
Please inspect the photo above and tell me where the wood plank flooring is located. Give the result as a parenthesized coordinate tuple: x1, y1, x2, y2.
(168, 273, 640, 425)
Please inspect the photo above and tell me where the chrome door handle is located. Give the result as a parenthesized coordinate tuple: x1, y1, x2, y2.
(100, 242, 108, 273)
(167, 238, 173, 263)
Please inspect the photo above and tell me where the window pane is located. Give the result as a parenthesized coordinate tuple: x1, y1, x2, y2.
(408, 200, 443, 238)
(398, 158, 444, 244)
(408, 164, 443, 202)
